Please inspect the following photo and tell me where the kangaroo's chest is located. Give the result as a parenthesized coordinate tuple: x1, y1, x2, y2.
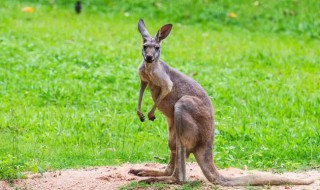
(139, 63, 175, 116)
(141, 69, 156, 83)
(140, 68, 160, 98)
(142, 70, 171, 107)
(143, 76, 161, 102)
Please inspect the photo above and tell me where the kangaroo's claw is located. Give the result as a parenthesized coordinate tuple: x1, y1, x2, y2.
(148, 112, 156, 121)
(137, 111, 145, 122)
(139, 115, 145, 122)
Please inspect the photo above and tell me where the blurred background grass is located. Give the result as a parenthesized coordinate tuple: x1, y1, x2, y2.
(3, 0, 320, 39)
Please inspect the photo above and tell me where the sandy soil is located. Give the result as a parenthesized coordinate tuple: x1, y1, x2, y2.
(1, 163, 319, 190)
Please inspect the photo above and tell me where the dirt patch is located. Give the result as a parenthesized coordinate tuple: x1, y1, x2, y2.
(1, 163, 319, 190)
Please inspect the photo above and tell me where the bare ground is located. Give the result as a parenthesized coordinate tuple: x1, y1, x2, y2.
(1, 163, 319, 190)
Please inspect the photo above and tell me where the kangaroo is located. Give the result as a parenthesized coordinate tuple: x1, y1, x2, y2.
(129, 19, 315, 186)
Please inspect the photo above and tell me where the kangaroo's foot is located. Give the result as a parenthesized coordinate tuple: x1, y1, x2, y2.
(129, 169, 170, 177)
(140, 176, 179, 184)
(130, 151, 176, 177)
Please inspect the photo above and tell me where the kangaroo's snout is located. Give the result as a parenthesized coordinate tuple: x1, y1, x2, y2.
(145, 55, 153, 62)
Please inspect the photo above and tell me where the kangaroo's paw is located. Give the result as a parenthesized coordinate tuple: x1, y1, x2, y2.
(148, 112, 156, 121)
(137, 111, 145, 122)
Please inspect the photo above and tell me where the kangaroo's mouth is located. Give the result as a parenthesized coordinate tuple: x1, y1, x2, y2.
(144, 58, 154, 63)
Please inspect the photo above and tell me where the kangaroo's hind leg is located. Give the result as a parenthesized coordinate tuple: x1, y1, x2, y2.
(140, 95, 201, 184)
(193, 145, 228, 185)
(140, 137, 184, 184)
(129, 118, 176, 177)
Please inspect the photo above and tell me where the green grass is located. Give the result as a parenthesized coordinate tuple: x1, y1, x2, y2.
(120, 181, 204, 190)
(0, 0, 319, 179)
(120, 182, 169, 190)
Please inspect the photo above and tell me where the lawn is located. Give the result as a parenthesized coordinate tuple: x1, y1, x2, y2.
(0, 0, 319, 179)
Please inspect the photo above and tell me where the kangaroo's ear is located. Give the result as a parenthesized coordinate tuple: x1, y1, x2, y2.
(138, 19, 151, 41)
(155, 24, 172, 42)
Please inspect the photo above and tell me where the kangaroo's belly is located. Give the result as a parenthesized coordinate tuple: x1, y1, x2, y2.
(149, 83, 191, 118)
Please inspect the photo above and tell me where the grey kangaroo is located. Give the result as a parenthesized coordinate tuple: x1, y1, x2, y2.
(129, 19, 315, 186)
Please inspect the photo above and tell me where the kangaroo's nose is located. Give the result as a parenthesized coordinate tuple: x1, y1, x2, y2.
(146, 55, 153, 62)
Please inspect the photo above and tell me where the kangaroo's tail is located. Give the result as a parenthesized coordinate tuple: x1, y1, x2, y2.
(194, 144, 316, 186)
(194, 151, 315, 186)
(219, 173, 315, 186)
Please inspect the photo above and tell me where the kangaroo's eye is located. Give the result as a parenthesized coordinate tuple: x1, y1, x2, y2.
(143, 45, 147, 50)
(155, 46, 160, 51)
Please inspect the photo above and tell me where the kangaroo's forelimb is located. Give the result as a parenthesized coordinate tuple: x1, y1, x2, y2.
(147, 70, 173, 121)
(137, 80, 148, 122)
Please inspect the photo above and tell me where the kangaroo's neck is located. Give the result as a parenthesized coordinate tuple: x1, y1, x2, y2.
(144, 59, 162, 73)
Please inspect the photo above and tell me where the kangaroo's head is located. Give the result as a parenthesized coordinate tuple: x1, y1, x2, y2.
(138, 19, 172, 63)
